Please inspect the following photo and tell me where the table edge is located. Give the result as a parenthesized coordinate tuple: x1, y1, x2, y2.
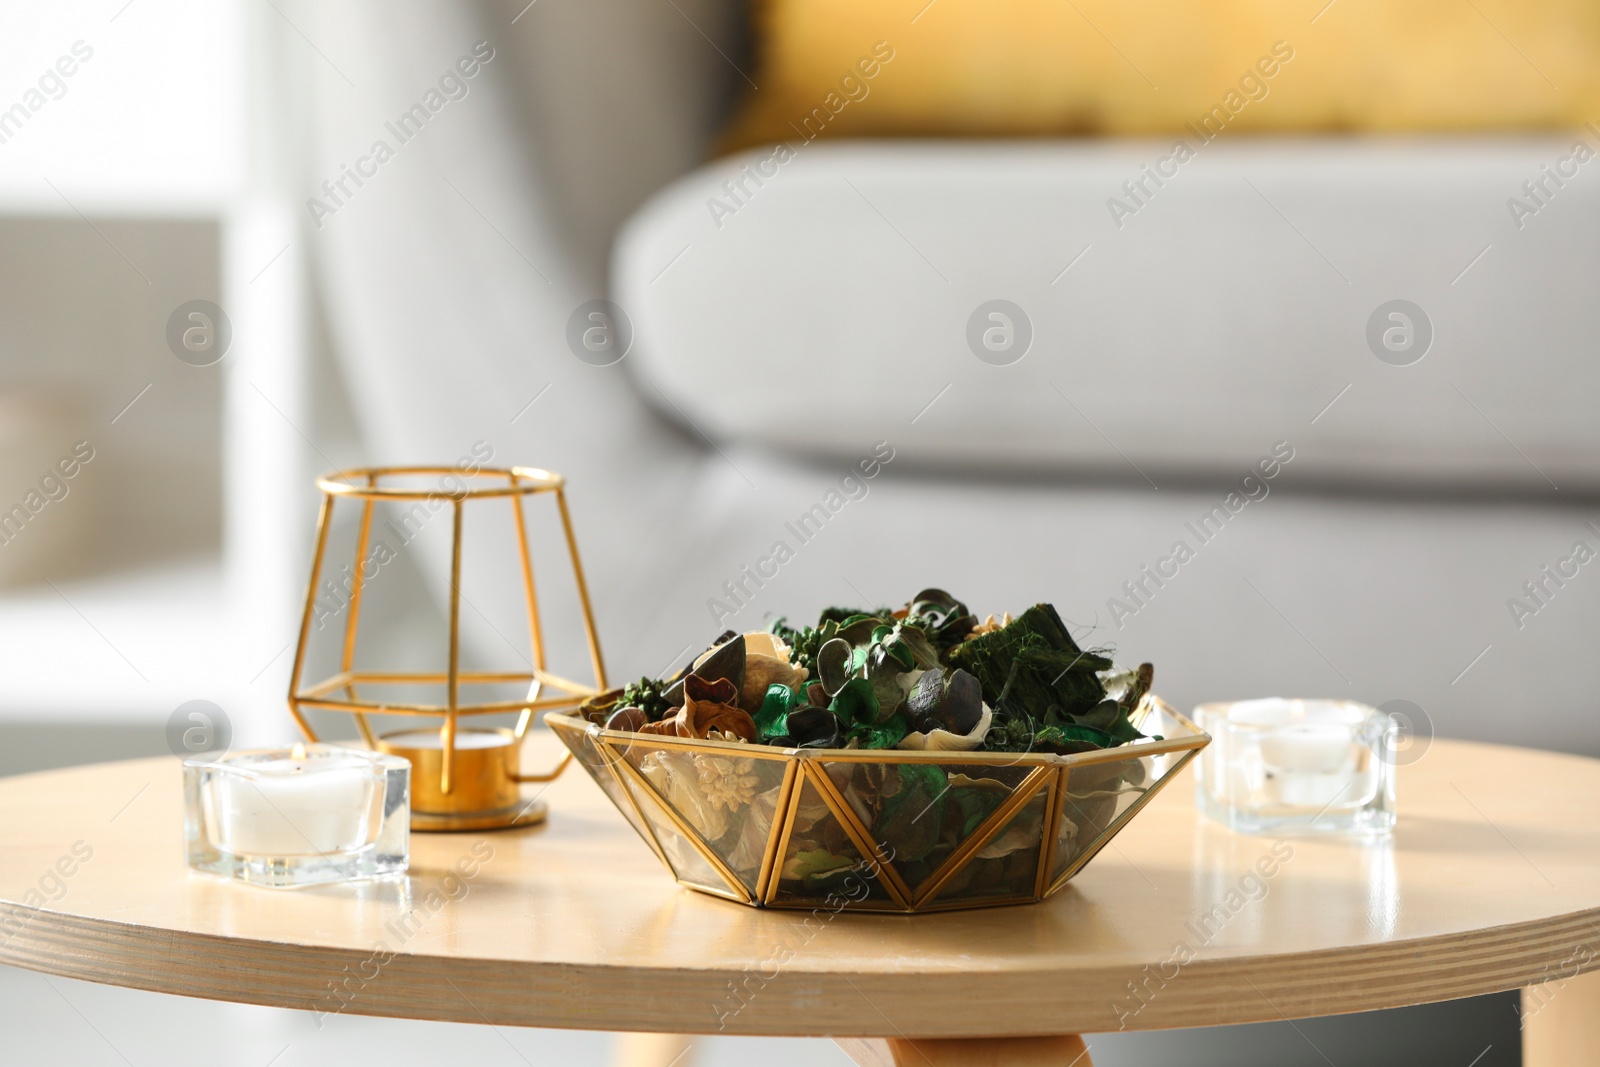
(4, 899, 1597, 1036)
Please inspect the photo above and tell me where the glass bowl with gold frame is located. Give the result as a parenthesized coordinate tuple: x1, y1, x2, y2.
(547, 697, 1207, 913)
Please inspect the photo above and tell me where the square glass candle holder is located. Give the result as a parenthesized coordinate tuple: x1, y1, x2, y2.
(185, 744, 410, 887)
(1194, 699, 1397, 836)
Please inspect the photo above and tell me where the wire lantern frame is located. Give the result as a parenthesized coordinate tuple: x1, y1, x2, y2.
(286, 466, 607, 801)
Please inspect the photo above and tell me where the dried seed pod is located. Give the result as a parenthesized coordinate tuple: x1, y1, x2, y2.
(905, 669, 945, 731)
(895, 703, 993, 752)
(940, 669, 984, 736)
(604, 706, 648, 732)
(780, 705, 841, 749)
(905, 668, 983, 736)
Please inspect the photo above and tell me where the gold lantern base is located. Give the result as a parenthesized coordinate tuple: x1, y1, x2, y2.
(286, 466, 608, 832)
(410, 802, 548, 833)
(377, 727, 550, 832)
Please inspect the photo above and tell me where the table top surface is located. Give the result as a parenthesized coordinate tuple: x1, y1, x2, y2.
(1, 735, 1597, 1038)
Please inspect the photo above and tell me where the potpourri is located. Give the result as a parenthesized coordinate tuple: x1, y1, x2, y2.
(579, 590, 1153, 755)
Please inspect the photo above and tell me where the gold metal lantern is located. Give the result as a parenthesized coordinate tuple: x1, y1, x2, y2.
(287, 466, 607, 831)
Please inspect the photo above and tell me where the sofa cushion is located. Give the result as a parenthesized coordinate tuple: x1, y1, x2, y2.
(615, 137, 1600, 491)
(721, 0, 1600, 149)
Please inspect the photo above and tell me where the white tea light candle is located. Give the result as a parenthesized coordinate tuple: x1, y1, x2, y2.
(1193, 698, 1396, 835)
(212, 744, 378, 856)
(185, 743, 410, 887)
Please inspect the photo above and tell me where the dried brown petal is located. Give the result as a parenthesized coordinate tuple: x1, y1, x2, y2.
(688, 701, 757, 742)
(684, 673, 740, 707)
(637, 687, 758, 743)
(637, 717, 687, 737)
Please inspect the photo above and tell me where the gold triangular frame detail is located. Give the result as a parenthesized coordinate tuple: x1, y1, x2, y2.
(800, 763, 916, 910)
(1033, 763, 1065, 900)
(588, 735, 666, 867)
(753, 761, 800, 904)
(606, 751, 697, 883)
(763, 762, 808, 906)
(913, 765, 1055, 908)
(1046, 746, 1203, 897)
(608, 746, 752, 903)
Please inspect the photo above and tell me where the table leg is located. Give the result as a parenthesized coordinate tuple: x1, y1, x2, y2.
(834, 1036, 1092, 1066)
(613, 1032, 697, 1067)
(1523, 969, 1600, 1067)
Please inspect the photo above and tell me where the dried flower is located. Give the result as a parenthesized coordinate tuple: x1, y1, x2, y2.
(639, 674, 757, 742)
(966, 612, 1014, 640)
(695, 753, 760, 811)
(640, 751, 728, 841)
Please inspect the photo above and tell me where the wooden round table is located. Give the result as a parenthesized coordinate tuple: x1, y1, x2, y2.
(2, 738, 1597, 1066)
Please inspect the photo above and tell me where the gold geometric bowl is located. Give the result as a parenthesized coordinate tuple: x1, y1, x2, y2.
(547, 697, 1208, 913)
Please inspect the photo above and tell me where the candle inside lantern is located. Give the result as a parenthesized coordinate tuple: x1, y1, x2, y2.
(381, 729, 513, 750)
(185, 743, 410, 887)
(374, 727, 529, 825)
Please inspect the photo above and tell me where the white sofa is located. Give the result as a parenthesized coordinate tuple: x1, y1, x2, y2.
(621, 138, 1600, 490)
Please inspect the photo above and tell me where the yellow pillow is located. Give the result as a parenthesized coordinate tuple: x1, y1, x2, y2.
(720, 0, 1600, 149)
